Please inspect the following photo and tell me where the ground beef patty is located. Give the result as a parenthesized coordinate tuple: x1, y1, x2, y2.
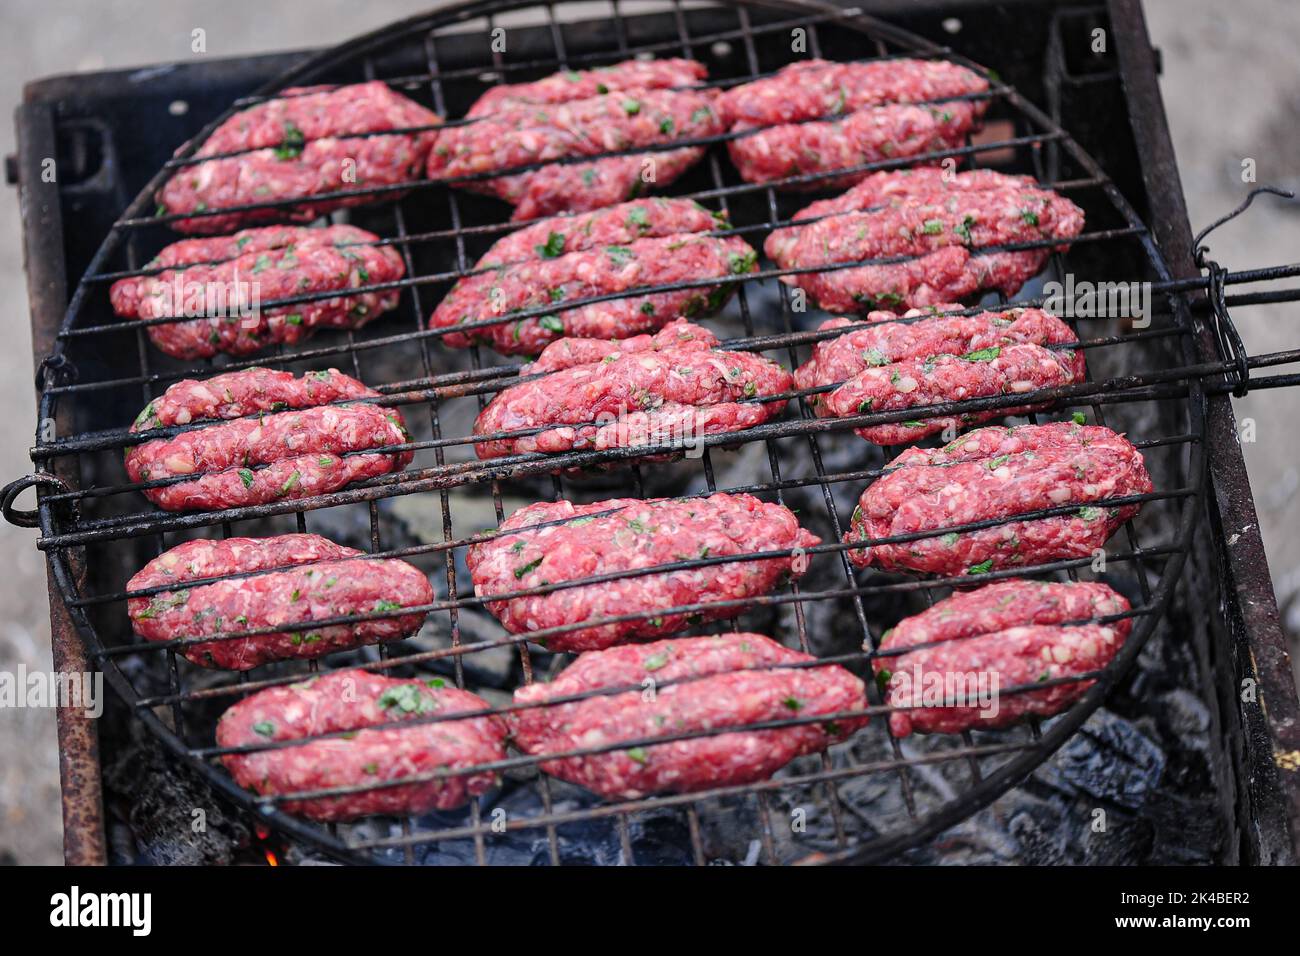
(511, 633, 866, 799)
(430, 232, 755, 356)
(126, 367, 412, 512)
(473, 320, 791, 462)
(822, 341, 1084, 445)
(797, 306, 1081, 412)
(217, 669, 507, 821)
(127, 534, 432, 670)
(431, 61, 722, 220)
(110, 224, 405, 360)
(846, 421, 1152, 575)
(469, 196, 724, 268)
(468, 58, 706, 116)
(766, 168, 1085, 310)
(719, 58, 989, 188)
(875, 579, 1131, 735)
(429, 198, 740, 355)
(467, 494, 819, 651)
(524, 311, 719, 373)
(157, 82, 441, 234)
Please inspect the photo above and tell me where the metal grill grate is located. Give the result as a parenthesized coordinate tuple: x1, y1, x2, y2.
(17, 0, 1300, 865)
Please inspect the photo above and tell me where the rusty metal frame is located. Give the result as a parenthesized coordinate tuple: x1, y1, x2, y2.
(1107, 0, 1299, 863)
(15, 99, 107, 865)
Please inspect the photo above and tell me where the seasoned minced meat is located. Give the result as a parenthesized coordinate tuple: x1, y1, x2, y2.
(468, 58, 706, 116)
(126, 367, 412, 512)
(431, 231, 756, 357)
(110, 224, 405, 360)
(821, 341, 1084, 445)
(429, 197, 738, 355)
(728, 101, 980, 190)
(472, 320, 791, 462)
(157, 82, 441, 234)
(523, 315, 719, 373)
(430, 70, 722, 220)
(217, 669, 507, 821)
(884, 621, 1125, 736)
(796, 306, 1082, 416)
(766, 168, 1085, 310)
(877, 578, 1132, 659)
(719, 58, 989, 188)
(511, 633, 866, 799)
(875, 579, 1134, 736)
(846, 422, 1152, 574)
(467, 493, 819, 651)
(468, 196, 723, 269)
(128, 534, 432, 670)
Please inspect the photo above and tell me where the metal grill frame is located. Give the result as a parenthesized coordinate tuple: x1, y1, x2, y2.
(14, 0, 1300, 865)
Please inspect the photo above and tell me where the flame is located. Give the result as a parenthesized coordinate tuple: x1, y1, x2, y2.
(254, 825, 279, 866)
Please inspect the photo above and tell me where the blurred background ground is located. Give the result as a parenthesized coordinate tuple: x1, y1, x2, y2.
(0, 0, 1296, 864)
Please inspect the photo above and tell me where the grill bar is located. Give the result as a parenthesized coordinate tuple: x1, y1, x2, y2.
(193, 658, 1122, 768)
(41, 259, 1300, 404)
(61, 216, 1118, 342)
(126, 539, 1173, 710)
(154, 70, 1003, 173)
(121, 88, 1019, 233)
(88, 483, 1182, 665)
(29, 349, 1271, 550)
(33, 324, 1189, 464)
(348, 739, 1032, 853)
(16, 321, 1224, 467)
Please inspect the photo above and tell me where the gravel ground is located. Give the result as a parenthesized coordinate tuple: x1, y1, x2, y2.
(0, 0, 1296, 865)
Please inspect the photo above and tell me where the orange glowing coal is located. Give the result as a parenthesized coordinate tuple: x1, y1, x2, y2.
(254, 825, 280, 866)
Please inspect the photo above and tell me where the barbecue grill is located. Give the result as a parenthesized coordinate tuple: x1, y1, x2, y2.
(6, 0, 1300, 866)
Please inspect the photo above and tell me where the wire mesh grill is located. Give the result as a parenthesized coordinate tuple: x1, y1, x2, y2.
(26, 0, 1276, 864)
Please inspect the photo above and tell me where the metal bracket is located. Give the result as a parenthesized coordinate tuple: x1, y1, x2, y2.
(35, 352, 78, 391)
(1, 472, 74, 528)
(1191, 186, 1296, 397)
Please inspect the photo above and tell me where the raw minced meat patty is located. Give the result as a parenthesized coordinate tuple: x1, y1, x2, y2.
(720, 58, 990, 129)
(110, 224, 405, 359)
(523, 315, 718, 373)
(820, 341, 1085, 445)
(728, 100, 980, 190)
(217, 669, 507, 821)
(431, 64, 723, 220)
(132, 366, 377, 429)
(766, 168, 1085, 310)
(125, 367, 412, 512)
(876, 578, 1132, 658)
(766, 166, 1051, 254)
(468, 58, 706, 116)
(429, 198, 742, 355)
(430, 233, 755, 357)
(796, 305, 1082, 414)
(469, 196, 723, 269)
(846, 422, 1152, 575)
(472, 320, 792, 463)
(157, 81, 441, 234)
(127, 533, 432, 670)
(511, 633, 867, 799)
(876, 579, 1132, 736)
(467, 493, 819, 651)
(884, 621, 1124, 736)
(719, 58, 989, 188)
